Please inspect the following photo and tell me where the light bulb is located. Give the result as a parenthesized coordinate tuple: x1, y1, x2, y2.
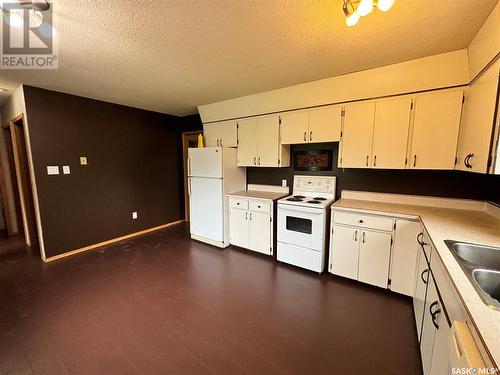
(346, 11, 360, 26)
(376, 0, 394, 12)
(357, 0, 373, 16)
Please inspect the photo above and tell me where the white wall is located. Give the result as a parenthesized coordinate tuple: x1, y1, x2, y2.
(467, 1, 500, 80)
(198, 49, 470, 123)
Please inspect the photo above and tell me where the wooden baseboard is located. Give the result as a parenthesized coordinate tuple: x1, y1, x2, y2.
(44, 220, 184, 262)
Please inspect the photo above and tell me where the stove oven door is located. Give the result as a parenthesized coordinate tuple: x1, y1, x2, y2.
(277, 204, 325, 251)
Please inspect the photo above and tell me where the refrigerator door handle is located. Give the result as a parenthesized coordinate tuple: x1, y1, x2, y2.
(187, 157, 191, 176)
(188, 178, 191, 196)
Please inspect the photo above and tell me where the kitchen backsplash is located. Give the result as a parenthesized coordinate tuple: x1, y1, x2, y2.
(247, 142, 500, 205)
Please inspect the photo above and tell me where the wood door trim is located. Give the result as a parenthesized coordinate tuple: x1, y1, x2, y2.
(182, 130, 201, 222)
(0, 126, 14, 235)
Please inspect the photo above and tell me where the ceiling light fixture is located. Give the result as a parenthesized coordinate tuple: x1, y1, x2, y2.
(342, 0, 394, 26)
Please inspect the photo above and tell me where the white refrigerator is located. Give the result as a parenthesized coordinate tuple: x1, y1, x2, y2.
(188, 147, 246, 248)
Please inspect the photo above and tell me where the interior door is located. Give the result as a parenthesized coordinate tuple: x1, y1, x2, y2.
(372, 97, 412, 169)
(188, 147, 222, 178)
(229, 208, 249, 248)
(257, 115, 280, 167)
(358, 230, 392, 288)
(189, 177, 223, 243)
(340, 101, 376, 168)
(249, 211, 271, 254)
(308, 105, 342, 143)
(280, 110, 309, 144)
(410, 90, 464, 169)
(456, 62, 500, 173)
(330, 224, 359, 280)
(237, 118, 258, 166)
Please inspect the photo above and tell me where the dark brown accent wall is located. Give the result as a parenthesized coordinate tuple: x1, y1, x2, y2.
(247, 142, 500, 205)
(23, 86, 186, 258)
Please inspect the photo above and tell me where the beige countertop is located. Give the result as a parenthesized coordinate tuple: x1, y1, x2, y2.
(332, 195, 500, 367)
(227, 190, 289, 201)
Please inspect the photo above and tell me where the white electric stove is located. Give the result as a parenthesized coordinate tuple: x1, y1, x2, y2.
(277, 175, 337, 273)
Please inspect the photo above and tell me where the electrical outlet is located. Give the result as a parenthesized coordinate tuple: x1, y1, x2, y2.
(132, 211, 138, 219)
(282, 179, 287, 187)
(62, 166, 70, 174)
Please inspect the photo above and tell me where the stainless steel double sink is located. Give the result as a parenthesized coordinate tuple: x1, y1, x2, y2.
(445, 240, 500, 311)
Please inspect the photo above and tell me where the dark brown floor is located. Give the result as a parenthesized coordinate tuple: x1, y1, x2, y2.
(0, 223, 422, 375)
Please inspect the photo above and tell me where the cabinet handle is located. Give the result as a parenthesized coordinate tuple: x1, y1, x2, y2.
(309, 131, 312, 141)
(249, 212, 252, 221)
(304, 132, 307, 142)
(245, 212, 248, 220)
(361, 232, 366, 243)
(358, 219, 363, 223)
(366, 155, 369, 166)
(429, 301, 441, 329)
(465, 153, 474, 169)
(254, 157, 257, 165)
(258, 157, 261, 165)
(374, 155, 377, 167)
(354, 230, 358, 242)
(413, 155, 417, 167)
(421, 269, 429, 284)
(220, 139, 223, 147)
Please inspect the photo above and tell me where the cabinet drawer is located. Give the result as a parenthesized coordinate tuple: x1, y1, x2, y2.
(248, 200, 271, 213)
(229, 198, 248, 209)
(333, 211, 394, 232)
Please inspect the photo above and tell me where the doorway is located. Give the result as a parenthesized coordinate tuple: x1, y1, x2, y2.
(6, 114, 38, 248)
(182, 130, 202, 222)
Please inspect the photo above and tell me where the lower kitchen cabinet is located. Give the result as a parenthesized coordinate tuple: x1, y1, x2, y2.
(330, 209, 423, 293)
(391, 220, 422, 296)
(420, 272, 440, 375)
(228, 197, 274, 256)
(358, 230, 392, 288)
(413, 239, 431, 340)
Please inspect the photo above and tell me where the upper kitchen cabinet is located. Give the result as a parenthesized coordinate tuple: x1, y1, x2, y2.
(204, 120, 238, 147)
(236, 118, 258, 166)
(280, 110, 309, 144)
(308, 105, 342, 143)
(371, 97, 413, 169)
(409, 90, 464, 170)
(339, 101, 376, 168)
(280, 105, 342, 144)
(237, 115, 290, 167)
(456, 62, 500, 173)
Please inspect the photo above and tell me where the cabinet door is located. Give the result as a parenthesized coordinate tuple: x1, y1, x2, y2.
(340, 102, 375, 168)
(229, 208, 249, 249)
(456, 62, 500, 173)
(391, 220, 421, 296)
(429, 310, 450, 375)
(330, 225, 359, 280)
(257, 115, 280, 167)
(237, 118, 258, 166)
(204, 120, 238, 147)
(280, 110, 309, 145)
(372, 97, 412, 169)
(358, 230, 392, 288)
(249, 211, 271, 255)
(410, 90, 464, 169)
(308, 105, 342, 143)
(420, 275, 439, 375)
(414, 246, 430, 341)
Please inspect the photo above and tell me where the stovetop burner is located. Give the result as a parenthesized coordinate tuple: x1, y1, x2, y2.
(307, 200, 321, 204)
(293, 195, 305, 199)
(287, 197, 303, 202)
(313, 197, 327, 201)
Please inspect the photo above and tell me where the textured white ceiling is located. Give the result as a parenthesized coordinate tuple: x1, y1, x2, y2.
(0, 0, 497, 116)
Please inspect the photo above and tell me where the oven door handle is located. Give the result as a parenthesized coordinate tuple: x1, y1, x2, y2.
(279, 205, 325, 215)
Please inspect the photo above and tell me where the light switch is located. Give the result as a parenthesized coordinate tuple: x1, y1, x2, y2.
(47, 166, 59, 175)
(282, 179, 287, 187)
(80, 156, 87, 165)
(132, 211, 138, 219)
(62, 166, 70, 174)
